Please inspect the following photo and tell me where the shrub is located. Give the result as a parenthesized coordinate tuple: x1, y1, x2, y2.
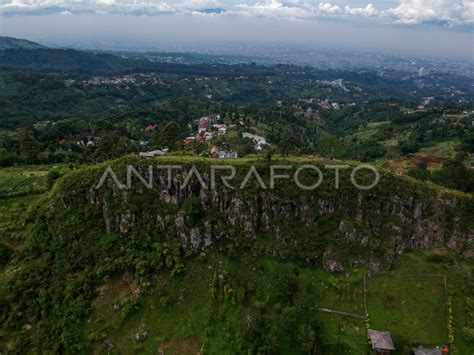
(47, 166, 71, 189)
(0, 242, 12, 267)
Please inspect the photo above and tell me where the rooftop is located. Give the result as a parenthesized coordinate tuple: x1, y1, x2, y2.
(368, 329, 395, 351)
(413, 346, 446, 355)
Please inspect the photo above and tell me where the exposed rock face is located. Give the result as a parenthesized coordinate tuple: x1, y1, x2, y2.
(79, 162, 474, 272)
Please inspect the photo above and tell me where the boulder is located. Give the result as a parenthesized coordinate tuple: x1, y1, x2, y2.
(133, 331, 149, 343)
(103, 339, 114, 352)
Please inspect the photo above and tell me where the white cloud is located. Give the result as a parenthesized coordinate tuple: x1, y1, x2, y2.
(384, 0, 474, 27)
(0, 0, 77, 11)
(318, 2, 341, 15)
(234, 0, 314, 20)
(96, 0, 115, 6)
(0, 0, 472, 29)
(344, 4, 378, 17)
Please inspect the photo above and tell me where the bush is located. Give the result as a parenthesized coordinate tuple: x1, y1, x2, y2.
(431, 158, 474, 193)
(463, 327, 474, 342)
(0, 242, 12, 267)
(184, 197, 204, 226)
(47, 166, 71, 189)
(407, 163, 431, 181)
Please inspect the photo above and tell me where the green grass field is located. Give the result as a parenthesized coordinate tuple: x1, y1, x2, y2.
(0, 165, 48, 198)
(418, 140, 461, 160)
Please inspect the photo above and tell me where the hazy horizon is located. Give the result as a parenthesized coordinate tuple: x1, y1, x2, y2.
(1, 1, 473, 61)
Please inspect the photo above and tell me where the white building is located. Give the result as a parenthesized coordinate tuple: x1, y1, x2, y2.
(243, 132, 268, 151)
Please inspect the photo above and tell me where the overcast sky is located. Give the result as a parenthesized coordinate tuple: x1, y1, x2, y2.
(1, 0, 473, 60)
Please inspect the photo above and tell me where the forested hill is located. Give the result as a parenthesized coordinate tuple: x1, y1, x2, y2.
(0, 38, 472, 102)
(0, 155, 472, 352)
(0, 36, 46, 50)
(0, 48, 278, 76)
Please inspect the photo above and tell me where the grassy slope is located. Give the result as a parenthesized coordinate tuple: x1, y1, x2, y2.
(85, 250, 473, 354)
(0, 165, 48, 198)
(0, 166, 48, 242)
(76, 156, 472, 353)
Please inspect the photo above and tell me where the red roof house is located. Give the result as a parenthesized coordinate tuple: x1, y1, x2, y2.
(145, 124, 157, 132)
(210, 145, 220, 157)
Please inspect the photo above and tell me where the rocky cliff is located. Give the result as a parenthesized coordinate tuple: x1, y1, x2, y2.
(51, 156, 473, 272)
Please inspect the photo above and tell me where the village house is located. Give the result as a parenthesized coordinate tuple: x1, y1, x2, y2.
(243, 132, 268, 151)
(184, 136, 195, 145)
(198, 116, 209, 133)
(210, 145, 220, 158)
(316, 99, 333, 110)
(368, 329, 395, 355)
(144, 124, 157, 133)
(33, 120, 53, 129)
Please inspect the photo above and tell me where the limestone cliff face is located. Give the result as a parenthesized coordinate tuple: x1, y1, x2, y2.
(57, 159, 473, 272)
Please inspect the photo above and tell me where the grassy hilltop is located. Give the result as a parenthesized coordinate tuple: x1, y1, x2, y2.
(0, 156, 473, 353)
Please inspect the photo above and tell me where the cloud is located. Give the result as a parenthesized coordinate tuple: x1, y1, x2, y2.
(344, 4, 378, 17)
(384, 0, 474, 27)
(96, 0, 115, 6)
(0, 0, 472, 28)
(318, 2, 341, 15)
(233, 0, 314, 20)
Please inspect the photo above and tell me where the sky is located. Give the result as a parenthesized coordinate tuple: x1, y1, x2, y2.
(0, 0, 473, 60)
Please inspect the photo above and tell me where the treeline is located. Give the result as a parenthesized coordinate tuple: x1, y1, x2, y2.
(408, 153, 474, 193)
(0, 48, 276, 77)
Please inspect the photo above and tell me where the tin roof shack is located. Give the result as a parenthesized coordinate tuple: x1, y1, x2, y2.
(368, 330, 395, 355)
(413, 346, 449, 355)
(139, 148, 168, 158)
(218, 151, 238, 159)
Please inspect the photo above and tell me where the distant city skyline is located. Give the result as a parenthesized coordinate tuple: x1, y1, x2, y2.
(1, 1, 473, 60)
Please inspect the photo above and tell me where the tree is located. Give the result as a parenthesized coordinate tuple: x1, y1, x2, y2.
(237, 138, 255, 157)
(399, 140, 420, 155)
(0, 242, 11, 267)
(432, 158, 474, 193)
(0, 148, 15, 167)
(298, 324, 317, 354)
(279, 130, 298, 156)
(407, 162, 431, 181)
(154, 121, 181, 150)
(461, 130, 474, 153)
(352, 140, 387, 162)
(47, 166, 71, 189)
(264, 148, 273, 166)
(18, 128, 41, 163)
